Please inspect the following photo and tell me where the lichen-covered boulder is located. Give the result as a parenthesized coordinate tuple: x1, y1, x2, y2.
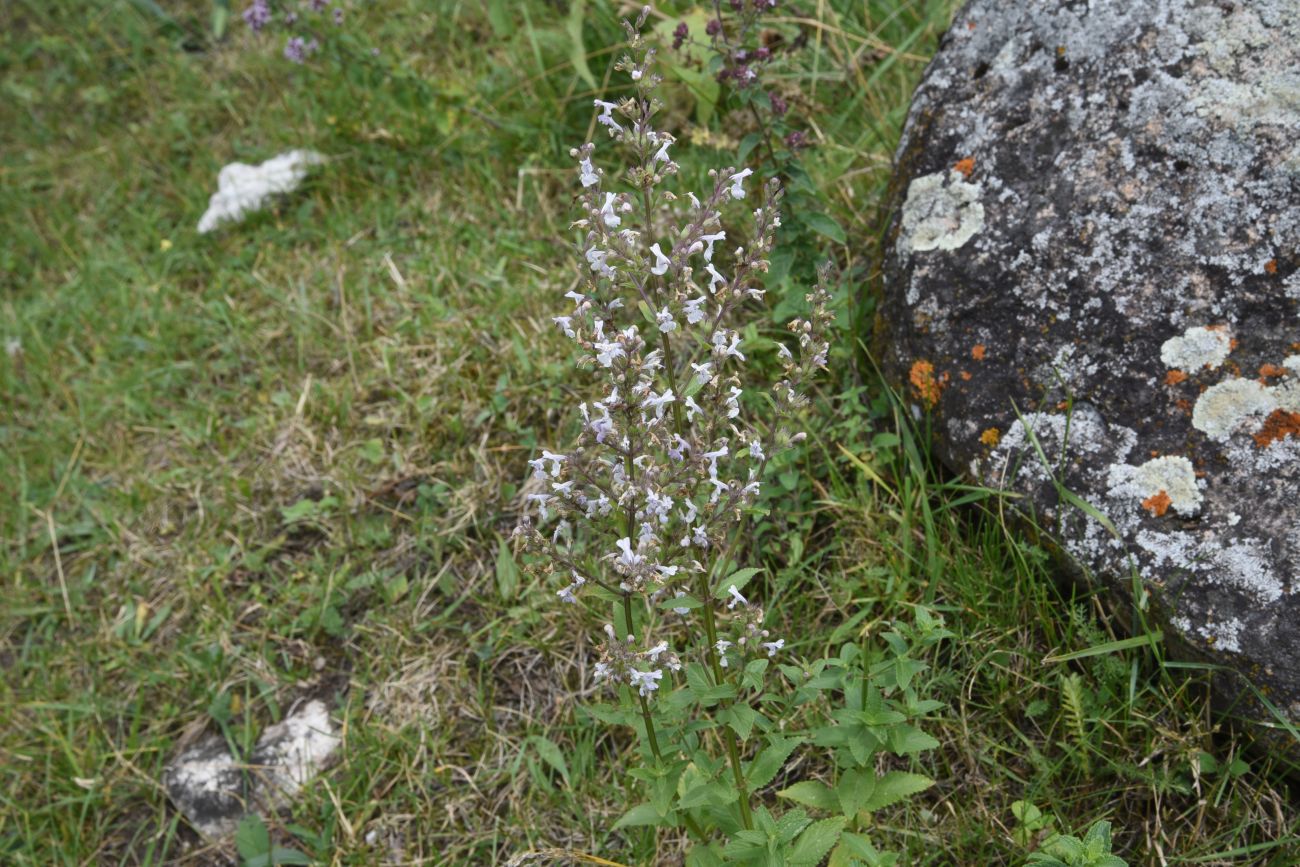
(878, 0, 1300, 744)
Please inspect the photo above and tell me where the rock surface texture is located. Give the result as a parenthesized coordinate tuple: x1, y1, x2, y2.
(164, 700, 340, 838)
(879, 0, 1300, 743)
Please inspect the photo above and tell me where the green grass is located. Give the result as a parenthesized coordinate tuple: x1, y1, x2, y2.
(1, 1, 1297, 865)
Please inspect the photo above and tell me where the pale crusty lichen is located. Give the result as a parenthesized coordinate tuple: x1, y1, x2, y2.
(1191, 378, 1278, 441)
(899, 170, 985, 259)
(1107, 455, 1202, 517)
(1160, 325, 1232, 372)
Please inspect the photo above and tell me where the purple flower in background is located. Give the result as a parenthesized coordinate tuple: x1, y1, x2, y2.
(333, 7, 344, 25)
(671, 21, 688, 51)
(769, 91, 787, 116)
(784, 129, 808, 150)
(284, 11, 298, 25)
(242, 0, 271, 32)
(705, 18, 721, 37)
(309, 0, 329, 11)
(284, 36, 320, 64)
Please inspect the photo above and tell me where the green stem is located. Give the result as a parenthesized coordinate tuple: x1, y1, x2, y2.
(698, 574, 755, 831)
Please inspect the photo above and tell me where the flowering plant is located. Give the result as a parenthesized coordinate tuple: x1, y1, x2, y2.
(513, 9, 945, 864)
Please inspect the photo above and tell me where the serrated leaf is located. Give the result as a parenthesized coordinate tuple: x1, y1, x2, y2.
(745, 736, 804, 789)
(862, 772, 933, 812)
(724, 703, 759, 740)
(803, 212, 846, 245)
(738, 132, 763, 165)
(789, 817, 847, 866)
(778, 780, 839, 812)
(889, 723, 939, 756)
(613, 802, 669, 829)
(678, 781, 737, 809)
(835, 768, 875, 816)
(714, 566, 763, 598)
(658, 594, 703, 610)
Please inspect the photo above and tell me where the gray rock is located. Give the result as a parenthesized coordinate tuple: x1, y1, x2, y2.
(164, 699, 340, 839)
(878, 0, 1300, 745)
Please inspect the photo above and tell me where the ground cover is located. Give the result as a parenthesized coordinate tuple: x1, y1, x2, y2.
(1, 1, 1297, 864)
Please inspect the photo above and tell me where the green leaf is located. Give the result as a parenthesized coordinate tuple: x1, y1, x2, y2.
(1083, 821, 1113, 858)
(658, 594, 704, 610)
(789, 817, 847, 866)
(686, 664, 736, 706)
(235, 815, 270, 862)
(495, 539, 519, 600)
(738, 132, 763, 165)
(745, 736, 804, 789)
(862, 772, 933, 812)
(565, 0, 597, 90)
(835, 768, 875, 817)
(714, 566, 763, 598)
(613, 802, 669, 829)
(803, 212, 846, 245)
(777, 780, 839, 812)
(678, 781, 738, 809)
(211, 0, 230, 40)
(741, 658, 769, 691)
(724, 704, 760, 741)
(889, 724, 939, 756)
(527, 735, 570, 786)
(1042, 632, 1162, 664)
(245, 849, 312, 867)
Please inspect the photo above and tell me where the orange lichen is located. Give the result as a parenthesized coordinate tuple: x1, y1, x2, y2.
(1264, 259, 1278, 275)
(960, 370, 972, 381)
(1175, 398, 1193, 414)
(971, 344, 987, 361)
(909, 360, 942, 407)
(980, 428, 1001, 446)
(1165, 370, 1189, 386)
(1142, 490, 1172, 517)
(1259, 363, 1287, 381)
(1252, 409, 1300, 448)
(953, 157, 976, 178)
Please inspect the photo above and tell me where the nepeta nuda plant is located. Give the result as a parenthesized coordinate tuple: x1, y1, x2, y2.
(513, 0, 829, 838)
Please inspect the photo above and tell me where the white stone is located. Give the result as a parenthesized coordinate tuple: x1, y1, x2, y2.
(197, 150, 326, 233)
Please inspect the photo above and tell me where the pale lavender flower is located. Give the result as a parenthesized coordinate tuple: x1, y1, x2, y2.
(727, 168, 754, 200)
(705, 263, 727, 292)
(579, 154, 599, 187)
(700, 231, 726, 262)
(654, 306, 676, 333)
(242, 0, 271, 31)
(762, 639, 784, 657)
(594, 99, 624, 133)
(629, 668, 663, 696)
(726, 585, 748, 609)
(684, 298, 709, 326)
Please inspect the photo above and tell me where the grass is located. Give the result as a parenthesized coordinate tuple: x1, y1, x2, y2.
(1, 0, 1297, 864)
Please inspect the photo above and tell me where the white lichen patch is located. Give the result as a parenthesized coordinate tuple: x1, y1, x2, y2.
(1160, 325, 1232, 371)
(1284, 355, 1300, 377)
(1191, 378, 1278, 441)
(1106, 455, 1202, 516)
(899, 170, 985, 268)
(1136, 530, 1285, 605)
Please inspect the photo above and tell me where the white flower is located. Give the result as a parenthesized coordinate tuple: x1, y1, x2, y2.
(684, 395, 703, 422)
(667, 434, 689, 461)
(726, 584, 748, 609)
(629, 668, 663, 696)
(552, 315, 576, 338)
(715, 639, 732, 666)
(700, 231, 726, 262)
(615, 537, 645, 569)
(526, 493, 553, 520)
(687, 192, 701, 210)
(600, 192, 622, 228)
(594, 99, 624, 132)
(565, 290, 587, 307)
(684, 296, 709, 325)
(594, 340, 625, 367)
(557, 585, 577, 603)
(749, 439, 765, 461)
(777, 343, 793, 361)
(643, 388, 675, 420)
(579, 154, 599, 187)
(725, 385, 742, 419)
(649, 243, 671, 276)
(706, 263, 727, 293)
(712, 330, 745, 361)
(586, 247, 616, 278)
(651, 133, 673, 164)
(646, 641, 668, 661)
(593, 661, 612, 682)
(655, 306, 676, 333)
(727, 168, 753, 200)
(762, 639, 784, 657)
